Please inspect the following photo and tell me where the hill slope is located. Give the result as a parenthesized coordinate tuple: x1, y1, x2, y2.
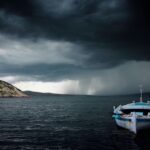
(0, 80, 27, 97)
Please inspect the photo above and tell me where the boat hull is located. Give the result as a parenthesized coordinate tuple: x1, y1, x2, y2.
(115, 117, 150, 133)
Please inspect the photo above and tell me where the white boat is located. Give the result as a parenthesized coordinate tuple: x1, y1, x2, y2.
(112, 86, 150, 134)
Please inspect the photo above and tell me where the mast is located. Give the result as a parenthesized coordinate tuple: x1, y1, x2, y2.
(139, 85, 143, 102)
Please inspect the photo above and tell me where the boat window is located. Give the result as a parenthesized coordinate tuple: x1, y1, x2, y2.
(132, 112, 143, 115)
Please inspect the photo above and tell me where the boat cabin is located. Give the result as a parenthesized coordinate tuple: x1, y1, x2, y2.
(121, 109, 150, 115)
(120, 102, 150, 116)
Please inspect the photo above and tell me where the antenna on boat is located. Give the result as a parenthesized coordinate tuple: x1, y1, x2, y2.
(139, 84, 143, 102)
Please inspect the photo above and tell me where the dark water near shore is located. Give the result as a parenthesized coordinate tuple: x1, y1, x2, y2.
(0, 95, 150, 150)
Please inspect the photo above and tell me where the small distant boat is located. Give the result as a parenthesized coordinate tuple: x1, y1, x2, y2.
(112, 86, 150, 134)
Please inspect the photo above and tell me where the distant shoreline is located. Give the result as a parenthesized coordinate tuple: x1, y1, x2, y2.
(24, 91, 150, 97)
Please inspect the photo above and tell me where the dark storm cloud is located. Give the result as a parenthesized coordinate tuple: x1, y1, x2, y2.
(0, 63, 84, 81)
(0, 0, 149, 64)
(0, 35, 90, 81)
(0, 0, 147, 39)
(0, 0, 150, 95)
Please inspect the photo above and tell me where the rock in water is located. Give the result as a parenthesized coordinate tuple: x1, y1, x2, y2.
(0, 80, 27, 97)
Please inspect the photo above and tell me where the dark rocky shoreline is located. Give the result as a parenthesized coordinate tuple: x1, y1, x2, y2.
(0, 80, 27, 97)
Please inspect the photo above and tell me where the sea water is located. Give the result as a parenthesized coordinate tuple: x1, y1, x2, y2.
(0, 94, 150, 150)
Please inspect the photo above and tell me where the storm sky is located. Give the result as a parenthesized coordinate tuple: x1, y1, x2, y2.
(0, 0, 150, 95)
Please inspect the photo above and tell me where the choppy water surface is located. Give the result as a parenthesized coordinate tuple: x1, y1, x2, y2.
(0, 95, 150, 150)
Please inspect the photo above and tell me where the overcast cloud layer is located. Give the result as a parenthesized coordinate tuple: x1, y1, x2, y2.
(0, 0, 150, 95)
